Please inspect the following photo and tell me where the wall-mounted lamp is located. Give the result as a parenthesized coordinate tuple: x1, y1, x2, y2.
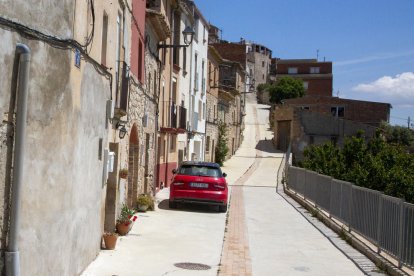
(158, 26, 195, 49)
(116, 122, 128, 139)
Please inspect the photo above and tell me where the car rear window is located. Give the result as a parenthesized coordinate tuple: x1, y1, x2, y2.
(179, 165, 222, 177)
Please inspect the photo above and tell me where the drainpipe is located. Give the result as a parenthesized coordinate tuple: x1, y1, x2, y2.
(5, 43, 31, 276)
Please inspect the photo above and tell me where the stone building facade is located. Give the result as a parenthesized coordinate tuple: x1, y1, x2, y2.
(217, 60, 245, 160)
(205, 46, 222, 162)
(273, 106, 378, 162)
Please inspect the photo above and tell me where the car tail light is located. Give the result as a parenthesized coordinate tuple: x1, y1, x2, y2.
(214, 184, 226, 190)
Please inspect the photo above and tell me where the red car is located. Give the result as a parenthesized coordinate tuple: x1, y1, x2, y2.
(169, 161, 228, 212)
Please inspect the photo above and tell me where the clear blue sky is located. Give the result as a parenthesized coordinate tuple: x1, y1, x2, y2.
(195, 0, 414, 127)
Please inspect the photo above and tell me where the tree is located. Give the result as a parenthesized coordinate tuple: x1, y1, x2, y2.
(269, 76, 305, 103)
(215, 122, 229, 166)
(302, 132, 414, 203)
(380, 122, 414, 153)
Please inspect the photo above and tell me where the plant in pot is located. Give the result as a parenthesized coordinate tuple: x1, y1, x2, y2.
(119, 168, 128, 179)
(102, 232, 118, 250)
(136, 194, 154, 212)
(116, 204, 137, 235)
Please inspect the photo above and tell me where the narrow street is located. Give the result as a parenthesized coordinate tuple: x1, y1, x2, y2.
(82, 93, 376, 276)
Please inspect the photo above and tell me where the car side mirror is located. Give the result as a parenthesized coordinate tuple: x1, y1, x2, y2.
(172, 169, 177, 174)
(222, 172, 227, 177)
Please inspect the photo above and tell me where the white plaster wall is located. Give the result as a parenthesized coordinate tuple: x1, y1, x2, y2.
(0, 12, 110, 276)
(188, 14, 208, 160)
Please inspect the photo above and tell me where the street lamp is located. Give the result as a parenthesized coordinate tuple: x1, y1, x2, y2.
(116, 122, 128, 139)
(158, 26, 195, 49)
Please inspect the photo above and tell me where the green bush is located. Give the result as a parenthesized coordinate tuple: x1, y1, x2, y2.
(302, 132, 414, 203)
(215, 122, 229, 166)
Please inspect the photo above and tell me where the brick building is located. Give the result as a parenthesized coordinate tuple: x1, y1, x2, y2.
(281, 95, 391, 127)
(270, 58, 333, 97)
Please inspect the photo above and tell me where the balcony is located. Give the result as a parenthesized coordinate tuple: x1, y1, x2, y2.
(114, 61, 129, 117)
(159, 101, 187, 134)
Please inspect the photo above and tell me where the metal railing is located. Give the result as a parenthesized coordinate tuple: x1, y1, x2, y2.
(159, 101, 177, 129)
(287, 166, 414, 269)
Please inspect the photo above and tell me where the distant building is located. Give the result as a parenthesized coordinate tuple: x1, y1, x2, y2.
(281, 95, 391, 127)
(266, 59, 333, 103)
(210, 37, 271, 96)
(273, 106, 378, 161)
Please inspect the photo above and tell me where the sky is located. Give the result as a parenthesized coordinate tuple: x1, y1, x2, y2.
(194, 0, 414, 127)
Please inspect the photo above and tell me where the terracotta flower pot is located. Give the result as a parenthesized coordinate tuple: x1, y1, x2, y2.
(116, 222, 130, 236)
(103, 234, 118, 250)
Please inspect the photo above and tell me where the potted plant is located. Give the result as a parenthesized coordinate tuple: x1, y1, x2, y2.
(136, 194, 154, 212)
(102, 232, 118, 250)
(116, 204, 137, 235)
(119, 168, 128, 179)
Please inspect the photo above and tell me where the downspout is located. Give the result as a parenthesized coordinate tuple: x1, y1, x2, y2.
(6, 43, 31, 276)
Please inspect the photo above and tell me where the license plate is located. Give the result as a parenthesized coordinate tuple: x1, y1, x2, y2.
(190, 182, 208, 188)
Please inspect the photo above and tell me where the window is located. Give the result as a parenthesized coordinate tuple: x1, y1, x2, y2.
(301, 106, 310, 110)
(206, 136, 210, 152)
(288, 67, 298, 74)
(262, 61, 265, 67)
(173, 11, 180, 65)
(194, 17, 199, 42)
(303, 81, 309, 90)
(170, 135, 176, 151)
(198, 100, 202, 120)
(153, 70, 157, 96)
(202, 60, 205, 93)
(148, 72, 151, 94)
(101, 12, 108, 66)
(309, 136, 314, 145)
(194, 54, 198, 91)
(183, 47, 187, 72)
(310, 67, 320, 74)
(331, 106, 345, 117)
(203, 102, 206, 120)
(172, 78, 177, 103)
(138, 40, 143, 82)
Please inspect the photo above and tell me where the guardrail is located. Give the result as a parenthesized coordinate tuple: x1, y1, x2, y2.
(287, 166, 414, 269)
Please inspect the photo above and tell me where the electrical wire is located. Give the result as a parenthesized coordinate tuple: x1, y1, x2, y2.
(0, 12, 112, 99)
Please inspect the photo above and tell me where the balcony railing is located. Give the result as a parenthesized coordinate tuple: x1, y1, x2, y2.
(159, 101, 177, 129)
(115, 61, 129, 117)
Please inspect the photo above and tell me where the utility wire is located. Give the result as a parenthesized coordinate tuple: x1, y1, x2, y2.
(0, 6, 113, 99)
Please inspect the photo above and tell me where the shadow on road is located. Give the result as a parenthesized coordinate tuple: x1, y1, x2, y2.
(255, 139, 283, 153)
(158, 199, 222, 214)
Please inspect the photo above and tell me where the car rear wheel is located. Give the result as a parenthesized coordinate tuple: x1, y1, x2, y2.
(169, 200, 177, 209)
(219, 204, 227, 213)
